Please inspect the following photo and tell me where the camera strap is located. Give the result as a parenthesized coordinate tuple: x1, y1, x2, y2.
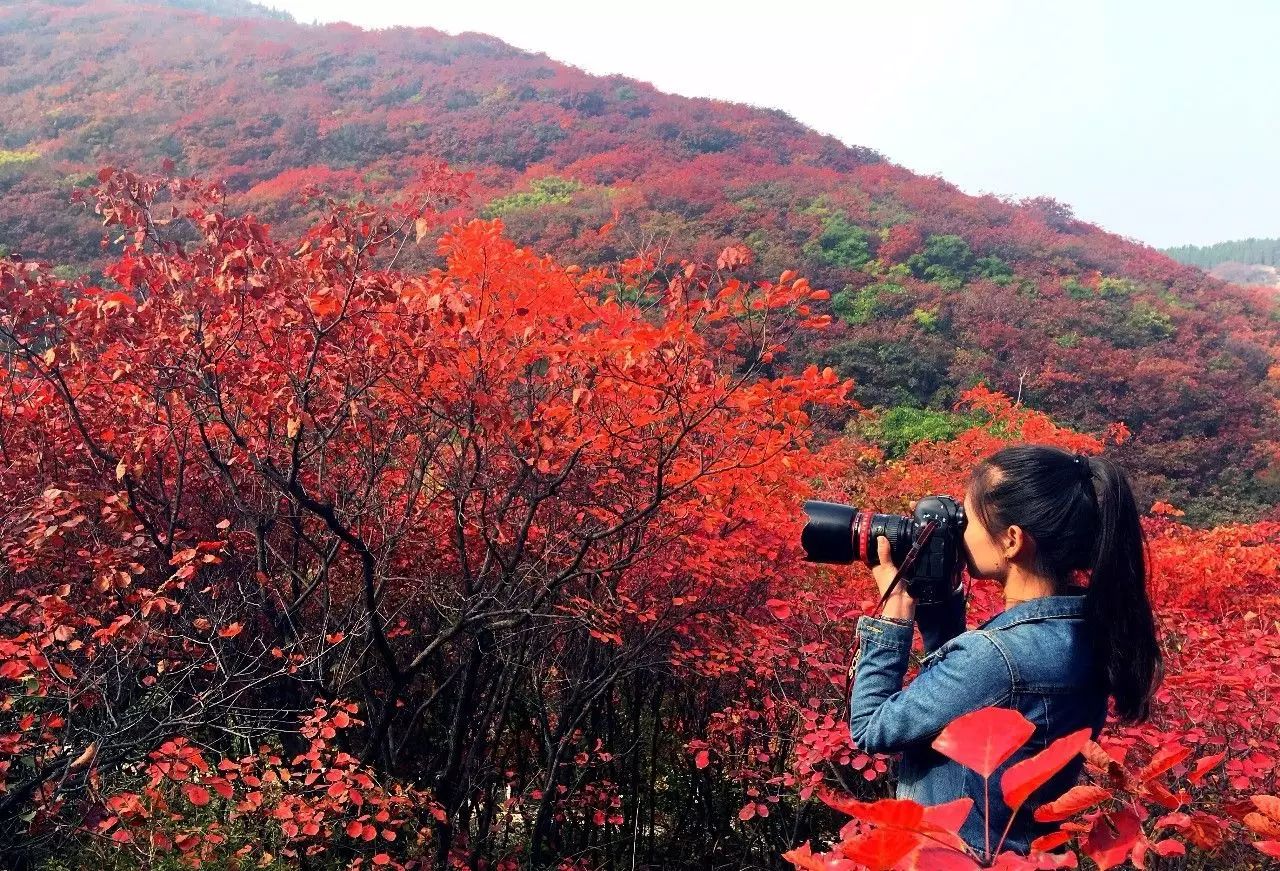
(871, 519, 939, 615)
(844, 519, 941, 716)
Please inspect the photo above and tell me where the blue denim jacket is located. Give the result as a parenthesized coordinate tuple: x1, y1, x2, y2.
(848, 587, 1108, 857)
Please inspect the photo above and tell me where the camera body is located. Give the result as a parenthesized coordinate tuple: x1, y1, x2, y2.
(800, 495, 967, 604)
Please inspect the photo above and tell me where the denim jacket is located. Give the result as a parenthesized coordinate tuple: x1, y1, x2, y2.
(848, 587, 1108, 857)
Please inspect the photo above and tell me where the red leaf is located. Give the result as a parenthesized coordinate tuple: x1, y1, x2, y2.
(782, 841, 857, 871)
(765, 599, 793, 620)
(1244, 812, 1280, 839)
(695, 750, 710, 769)
(738, 803, 756, 821)
(922, 797, 974, 834)
(1184, 812, 1227, 850)
(1033, 785, 1112, 822)
(1029, 831, 1071, 852)
(1081, 809, 1141, 871)
(183, 784, 211, 807)
(932, 707, 1035, 778)
(821, 796, 923, 829)
(1253, 795, 1280, 823)
(1151, 839, 1185, 857)
(838, 828, 918, 871)
(1255, 841, 1280, 860)
(1137, 744, 1191, 782)
(896, 846, 980, 870)
(1000, 728, 1091, 813)
(1186, 751, 1225, 785)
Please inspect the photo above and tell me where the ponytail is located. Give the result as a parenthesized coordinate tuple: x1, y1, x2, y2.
(1082, 455, 1163, 723)
(968, 445, 1164, 724)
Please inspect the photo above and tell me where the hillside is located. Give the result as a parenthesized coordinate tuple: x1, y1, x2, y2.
(0, 0, 1277, 521)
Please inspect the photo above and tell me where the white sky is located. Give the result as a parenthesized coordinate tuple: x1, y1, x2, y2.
(264, 0, 1280, 248)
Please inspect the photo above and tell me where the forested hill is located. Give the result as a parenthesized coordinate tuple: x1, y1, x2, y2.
(0, 0, 1277, 522)
(1164, 238, 1280, 289)
(1164, 237, 1280, 269)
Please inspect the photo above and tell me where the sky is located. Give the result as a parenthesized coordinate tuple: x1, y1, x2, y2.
(263, 0, 1280, 249)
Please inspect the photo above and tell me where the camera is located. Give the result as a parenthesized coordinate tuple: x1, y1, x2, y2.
(800, 496, 967, 604)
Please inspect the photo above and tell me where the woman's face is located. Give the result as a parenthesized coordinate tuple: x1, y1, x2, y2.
(962, 487, 1010, 582)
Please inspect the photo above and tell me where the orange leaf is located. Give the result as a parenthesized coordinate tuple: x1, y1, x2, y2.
(1033, 785, 1112, 822)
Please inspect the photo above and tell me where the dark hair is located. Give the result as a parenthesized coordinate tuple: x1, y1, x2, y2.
(967, 444, 1163, 723)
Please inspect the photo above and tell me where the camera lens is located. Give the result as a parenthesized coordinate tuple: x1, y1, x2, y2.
(851, 511, 912, 567)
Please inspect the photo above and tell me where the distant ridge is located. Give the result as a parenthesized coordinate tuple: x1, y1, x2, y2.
(134, 0, 293, 21)
(1163, 237, 1280, 269)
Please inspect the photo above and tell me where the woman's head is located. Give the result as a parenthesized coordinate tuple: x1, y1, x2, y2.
(964, 444, 1163, 723)
(963, 445, 1099, 586)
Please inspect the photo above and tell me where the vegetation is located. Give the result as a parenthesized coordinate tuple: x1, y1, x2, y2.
(1164, 236, 1280, 268)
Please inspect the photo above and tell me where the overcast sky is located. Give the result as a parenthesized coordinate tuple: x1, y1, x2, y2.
(264, 0, 1279, 249)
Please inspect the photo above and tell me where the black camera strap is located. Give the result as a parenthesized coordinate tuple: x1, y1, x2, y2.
(870, 518, 939, 615)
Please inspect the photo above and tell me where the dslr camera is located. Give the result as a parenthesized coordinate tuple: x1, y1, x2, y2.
(800, 496, 967, 604)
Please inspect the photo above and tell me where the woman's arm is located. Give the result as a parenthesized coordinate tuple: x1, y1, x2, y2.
(849, 619, 1011, 755)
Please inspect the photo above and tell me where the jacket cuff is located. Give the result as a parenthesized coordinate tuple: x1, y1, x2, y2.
(856, 615, 915, 651)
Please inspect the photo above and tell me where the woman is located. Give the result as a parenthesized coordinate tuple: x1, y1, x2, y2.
(848, 444, 1163, 858)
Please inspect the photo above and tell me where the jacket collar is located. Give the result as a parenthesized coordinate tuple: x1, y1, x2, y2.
(979, 588, 1087, 630)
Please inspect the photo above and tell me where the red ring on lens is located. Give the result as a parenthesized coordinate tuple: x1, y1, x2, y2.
(857, 510, 873, 562)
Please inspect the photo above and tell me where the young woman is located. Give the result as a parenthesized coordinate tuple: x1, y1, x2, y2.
(848, 444, 1163, 857)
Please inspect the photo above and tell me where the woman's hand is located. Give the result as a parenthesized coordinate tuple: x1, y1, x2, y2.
(871, 535, 916, 621)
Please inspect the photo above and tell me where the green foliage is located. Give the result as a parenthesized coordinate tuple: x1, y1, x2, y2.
(803, 213, 873, 270)
(974, 254, 1014, 284)
(868, 195, 912, 226)
(1062, 278, 1092, 299)
(1115, 301, 1176, 346)
(831, 282, 909, 325)
(51, 264, 82, 281)
(821, 336, 957, 408)
(1163, 236, 1280, 268)
(911, 307, 940, 332)
(1053, 331, 1080, 348)
(152, 0, 295, 21)
(1097, 276, 1138, 298)
(0, 149, 39, 175)
(906, 234, 974, 290)
(858, 406, 983, 458)
(481, 176, 583, 218)
(678, 124, 741, 155)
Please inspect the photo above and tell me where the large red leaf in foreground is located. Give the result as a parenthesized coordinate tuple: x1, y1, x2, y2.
(1001, 727, 1092, 813)
(932, 708, 1036, 778)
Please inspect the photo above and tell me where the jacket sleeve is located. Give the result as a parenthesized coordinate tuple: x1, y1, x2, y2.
(914, 586, 967, 656)
(849, 617, 1012, 755)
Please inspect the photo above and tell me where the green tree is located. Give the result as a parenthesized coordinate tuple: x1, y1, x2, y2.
(802, 213, 873, 269)
(906, 234, 975, 290)
(830, 282, 910, 325)
(481, 176, 583, 217)
(855, 406, 982, 458)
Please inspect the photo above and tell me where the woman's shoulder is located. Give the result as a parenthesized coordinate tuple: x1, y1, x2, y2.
(921, 627, 1016, 681)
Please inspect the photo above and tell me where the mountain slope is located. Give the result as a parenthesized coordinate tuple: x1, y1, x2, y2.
(0, 0, 1276, 521)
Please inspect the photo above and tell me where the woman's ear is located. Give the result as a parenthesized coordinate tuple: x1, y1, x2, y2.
(1003, 524, 1034, 561)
